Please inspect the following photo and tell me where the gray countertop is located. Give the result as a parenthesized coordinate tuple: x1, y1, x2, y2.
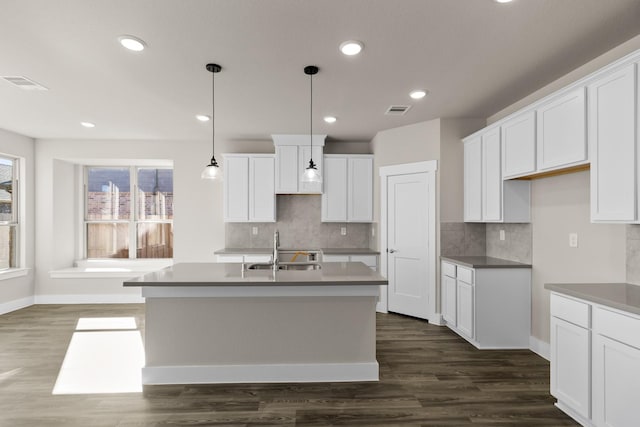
(441, 255, 532, 269)
(545, 282, 640, 316)
(124, 262, 388, 287)
(321, 248, 380, 255)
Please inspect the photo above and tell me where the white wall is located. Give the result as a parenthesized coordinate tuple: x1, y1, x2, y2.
(0, 129, 35, 312)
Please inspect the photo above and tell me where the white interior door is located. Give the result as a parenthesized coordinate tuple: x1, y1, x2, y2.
(387, 172, 431, 319)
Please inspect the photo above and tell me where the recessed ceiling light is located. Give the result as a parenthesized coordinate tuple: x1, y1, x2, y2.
(410, 90, 428, 100)
(81, 122, 95, 128)
(324, 116, 337, 124)
(196, 114, 211, 122)
(339, 40, 364, 56)
(118, 35, 146, 52)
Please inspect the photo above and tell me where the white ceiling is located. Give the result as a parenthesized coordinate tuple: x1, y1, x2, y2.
(1, 0, 639, 142)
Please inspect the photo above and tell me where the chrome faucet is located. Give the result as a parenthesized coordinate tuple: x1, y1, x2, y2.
(273, 230, 280, 271)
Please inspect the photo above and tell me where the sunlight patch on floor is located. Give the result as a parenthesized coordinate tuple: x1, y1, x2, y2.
(76, 317, 137, 330)
(53, 329, 144, 394)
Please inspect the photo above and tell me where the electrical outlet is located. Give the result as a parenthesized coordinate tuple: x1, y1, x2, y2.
(569, 233, 578, 248)
(499, 229, 505, 241)
(252, 226, 258, 235)
(341, 227, 347, 236)
(371, 227, 375, 237)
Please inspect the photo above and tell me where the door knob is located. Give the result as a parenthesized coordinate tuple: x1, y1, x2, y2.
(388, 249, 397, 253)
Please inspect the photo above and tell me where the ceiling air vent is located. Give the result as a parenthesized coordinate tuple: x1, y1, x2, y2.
(1, 76, 48, 91)
(385, 105, 410, 116)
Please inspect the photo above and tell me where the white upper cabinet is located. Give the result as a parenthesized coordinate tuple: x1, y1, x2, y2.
(537, 87, 587, 171)
(482, 128, 502, 222)
(464, 136, 482, 222)
(272, 134, 326, 194)
(464, 131, 530, 223)
(502, 111, 536, 179)
(223, 154, 275, 223)
(589, 63, 638, 223)
(322, 154, 373, 222)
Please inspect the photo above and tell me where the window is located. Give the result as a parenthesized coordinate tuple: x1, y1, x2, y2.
(0, 157, 18, 270)
(85, 167, 173, 259)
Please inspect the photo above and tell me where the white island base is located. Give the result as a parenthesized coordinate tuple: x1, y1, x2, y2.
(126, 262, 387, 385)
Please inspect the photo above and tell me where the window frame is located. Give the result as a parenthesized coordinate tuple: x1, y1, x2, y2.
(83, 165, 173, 260)
(0, 155, 20, 271)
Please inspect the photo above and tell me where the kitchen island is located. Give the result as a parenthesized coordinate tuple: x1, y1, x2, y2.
(124, 262, 387, 385)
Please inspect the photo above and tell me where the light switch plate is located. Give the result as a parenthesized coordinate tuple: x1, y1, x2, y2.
(499, 230, 505, 241)
(569, 233, 578, 248)
(252, 226, 258, 235)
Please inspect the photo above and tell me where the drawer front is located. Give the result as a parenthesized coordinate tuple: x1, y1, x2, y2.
(550, 293, 591, 328)
(216, 255, 245, 263)
(351, 255, 377, 268)
(442, 261, 456, 278)
(457, 266, 474, 284)
(323, 254, 350, 263)
(594, 306, 640, 349)
(244, 255, 272, 263)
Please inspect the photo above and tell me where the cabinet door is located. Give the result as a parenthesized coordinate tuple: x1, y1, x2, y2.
(322, 254, 350, 262)
(456, 280, 474, 339)
(537, 87, 587, 171)
(464, 137, 482, 222)
(550, 317, 591, 419)
(482, 128, 502, 222)
(502, 111, 536, 178)
(223, 156, 249, 222)
(249, 156, 276, 222)
(442, 275, 457, 326)
(589, 64, 637, 222)
(348, 157, 373, 222)
(299, 146, 323, 194)
(592, 334, 640, 427)
(275, 145, 299, 194)
(351, 255, 377, 270)
(321, 156, 348, 221)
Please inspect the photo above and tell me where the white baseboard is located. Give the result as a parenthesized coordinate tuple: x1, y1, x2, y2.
(0, 296, 35, 315)
(143, 362, 379, 385)
(529, 335, 550, 361)
(34, 294, 144, 304)
(429, 312, 445, 326)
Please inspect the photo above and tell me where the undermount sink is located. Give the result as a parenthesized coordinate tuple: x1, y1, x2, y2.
(246, 262, 322, 271)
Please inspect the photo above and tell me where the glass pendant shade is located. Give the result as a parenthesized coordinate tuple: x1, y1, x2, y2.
(201, 162, 221, 180)
(302, 160, 322, 184)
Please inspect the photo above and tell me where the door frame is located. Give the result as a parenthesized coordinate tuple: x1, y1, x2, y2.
(378, 160, 437, 321)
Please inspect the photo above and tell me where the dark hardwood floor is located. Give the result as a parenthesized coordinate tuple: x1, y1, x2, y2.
(0, 304, 577, 426)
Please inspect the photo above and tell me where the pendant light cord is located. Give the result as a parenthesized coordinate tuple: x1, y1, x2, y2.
(211, 68, 216, 165)
(310, 71, 313, 164)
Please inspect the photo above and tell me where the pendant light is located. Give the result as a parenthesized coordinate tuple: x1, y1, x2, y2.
(301, 65, 322, 184)
(201, 63, 222, 180)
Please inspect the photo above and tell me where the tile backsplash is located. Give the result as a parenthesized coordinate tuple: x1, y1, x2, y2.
(225, 195, 370, 249)
(627, 225, 640, 284)
(486, 223, 532, 264)
(440, 222, 486, 256)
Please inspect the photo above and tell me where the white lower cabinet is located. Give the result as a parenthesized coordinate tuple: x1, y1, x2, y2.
(440, 260, 531, 349)
(550, 293, 640, 427)
(550, 316, 591, 420)
(322, 253, 377, 271)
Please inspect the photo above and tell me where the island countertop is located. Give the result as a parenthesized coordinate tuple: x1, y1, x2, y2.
(124, 262, 388, 287)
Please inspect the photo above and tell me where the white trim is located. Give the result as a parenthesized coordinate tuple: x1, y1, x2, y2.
(0, 296, 34, 315)
(142, 362, 379, 385)
(0, 268, 29, 281)
(429, 313, 445, 326)
(555, 402, 596, 427)
(378, 160, 438, 319)
(34, 294, 144, 304)
(49, 270, 149, 279)
(141, 284, 381, 298)
(530, 335, 551, 361)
